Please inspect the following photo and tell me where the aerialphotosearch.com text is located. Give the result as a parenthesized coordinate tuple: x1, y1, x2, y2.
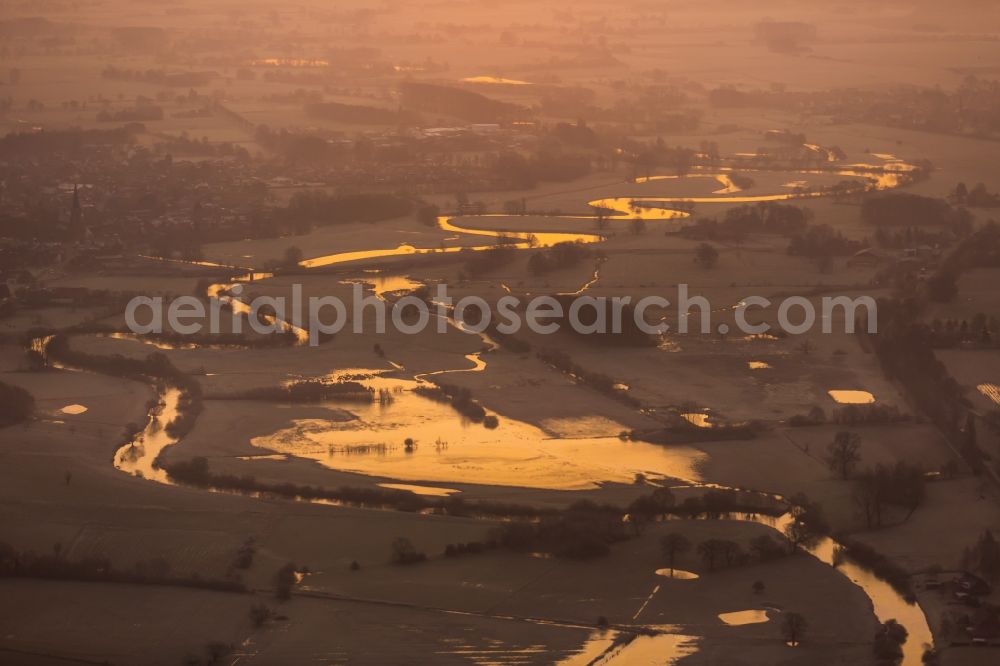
(125, 283, 878, 346)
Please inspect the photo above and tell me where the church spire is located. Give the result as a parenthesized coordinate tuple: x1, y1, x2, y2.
(70, 184, 83, 240)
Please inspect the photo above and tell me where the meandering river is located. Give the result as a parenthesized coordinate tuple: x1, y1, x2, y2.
(46, 154, 933, 664)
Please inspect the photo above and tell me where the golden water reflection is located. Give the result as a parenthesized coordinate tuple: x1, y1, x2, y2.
(810, 534, 930, 666)
(634, 173, 743, 195)
(250, 374, 705, 490)
(462, 75, 531, 85)
(596, 631, 698, 664)
(718, 609, 770, 626)
(977, 383, 1000, 406)
(292, 157, 916, 274)
(113, 388, 182, 483)
(206, 275, 309, 345)
(588, 197, 692, 220)
(680, 413, 713, 429)
(297, 218, 595, 269)
(377, 482, 460, 497)
(747, 511, 931, 666)
(562, 627, 697, 666)
(251, 58, 329, 67)
(827, 389, 875, 404)
(345, 274, 424, 299)
(654, 568, 700, 580)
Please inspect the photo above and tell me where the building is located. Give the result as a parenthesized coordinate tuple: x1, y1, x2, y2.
(847, 247, 893, 267)
(70, 184, 84, 240)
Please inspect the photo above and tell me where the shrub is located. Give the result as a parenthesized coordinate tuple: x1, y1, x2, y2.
(249, 603, 274, 628)
(274, 563, 297, 600)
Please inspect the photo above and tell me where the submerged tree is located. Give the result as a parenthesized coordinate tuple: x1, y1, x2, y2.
(660, 533, 692, 576)
(783, 494, 829, 554)
(780, 611, 808, 647)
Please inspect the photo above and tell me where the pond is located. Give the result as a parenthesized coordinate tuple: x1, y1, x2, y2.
(718, 609, 770, 625)
(828, 389, 876, 404)
(654, 568, 700, 580)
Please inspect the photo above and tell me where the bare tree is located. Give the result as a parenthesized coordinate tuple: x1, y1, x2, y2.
(660, 533, 692, 575)
(720, 540, 743, 567)
(274, 562, 297, 600)
(595, 208, 609, 230)
(697, 538, 726, 571)
(825, 431, 862, 480)
(780, 611, 807, 646)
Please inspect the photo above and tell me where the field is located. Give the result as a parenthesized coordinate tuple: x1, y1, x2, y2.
(4, 0, 1000, 664)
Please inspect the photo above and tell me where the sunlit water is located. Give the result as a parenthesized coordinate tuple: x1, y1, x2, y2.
(718, 609, 770, 626)
(250, 373, 706, 490)
(744, 511, 932, 666)
(87, 151, 928, 662)
(96, 381, 928, 666)
(206, 275, 310, 345)
(828, 389, 876, 404)
(680, 413, 713, 429)
(297, 214, 603, 271)
(343, 273, 424, 300)
(462, 75, 532, 85)
(654, 568, 700, 580)
(296, 159, 913, 272)
(197, 156, 918, 288)
(113, 388, 182, 483)
(977, 383, 1000, 406)
(377, 482, 461, 496)
(634, 173, 743, 195)
(594, 630, 698, 665)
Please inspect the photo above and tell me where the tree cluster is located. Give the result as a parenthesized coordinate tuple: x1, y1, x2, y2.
(853, 462, 926, 528)
(0, 381, 33, 427)
(493, 501, 630, 560)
